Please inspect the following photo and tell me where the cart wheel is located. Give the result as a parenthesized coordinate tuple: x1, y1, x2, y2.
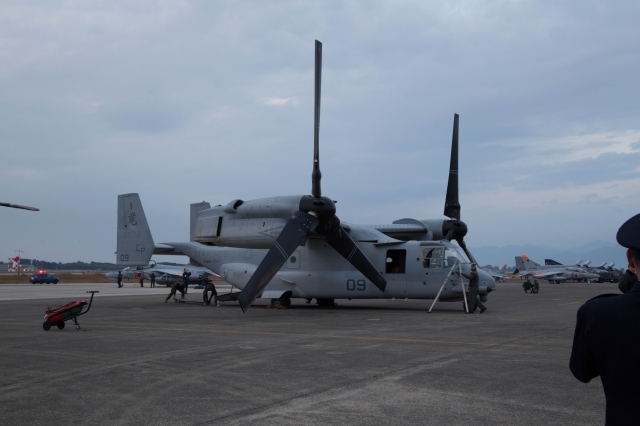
(75, 325, 81, 331)
(57, 322, 65, 330)
(43, 321, 51, 331)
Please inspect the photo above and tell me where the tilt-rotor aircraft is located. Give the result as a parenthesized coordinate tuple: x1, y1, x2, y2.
(116, 40, 496, 312)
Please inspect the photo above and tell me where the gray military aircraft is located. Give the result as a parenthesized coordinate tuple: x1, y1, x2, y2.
(116, 40, 496, 312)
(105, 261, 218, 286)
(515, 255, 599, 283)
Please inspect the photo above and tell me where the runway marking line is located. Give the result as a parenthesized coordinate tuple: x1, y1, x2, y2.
(0, 321, 569, 351)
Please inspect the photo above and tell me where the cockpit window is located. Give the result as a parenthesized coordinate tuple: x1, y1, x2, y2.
(422, 247, 443, 269)
(443, 247, 470, 267)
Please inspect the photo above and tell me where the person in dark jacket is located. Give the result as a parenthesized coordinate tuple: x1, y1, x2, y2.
(570, 213, 640, 425)
(461, 264, 486, 313)
(182, 269, 192, 294)
(617, 268, 637, 294)
(117, 271, 123, 288)
(149, 272, 156, 288)
(165, 281, 185, 302)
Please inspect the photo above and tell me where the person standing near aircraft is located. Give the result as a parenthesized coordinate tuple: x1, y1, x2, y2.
(150, 272, 156, 288)
(165, 281, 185, 302)
(182, 268, 191, 294)
(461, 264, 486, 313)
(117, 271, 123, 288)
(570, 213, 640, 424)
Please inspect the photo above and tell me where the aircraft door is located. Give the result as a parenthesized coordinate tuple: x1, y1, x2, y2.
(385, 249, 407, 295)
(286, 250, 301, 270)
(421, 247, 447, 291)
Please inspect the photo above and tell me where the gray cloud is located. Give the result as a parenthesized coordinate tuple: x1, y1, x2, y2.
(1, 1, 640, 261)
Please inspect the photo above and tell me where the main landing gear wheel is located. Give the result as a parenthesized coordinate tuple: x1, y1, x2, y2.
(42, 321, 51, 331)
(270, 296, 291, 309)
(57, 322, 65, 330)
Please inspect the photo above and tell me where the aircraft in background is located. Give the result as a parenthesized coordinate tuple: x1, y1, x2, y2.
(105, 261, 218, 286)
(515, 255, 599, 284)
(488, 264, 510, 281)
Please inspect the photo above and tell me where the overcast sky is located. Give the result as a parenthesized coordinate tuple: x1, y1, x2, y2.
(2, 1, 639, 263)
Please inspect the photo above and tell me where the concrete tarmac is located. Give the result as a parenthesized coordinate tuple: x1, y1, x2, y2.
(0, 280, 610, 425)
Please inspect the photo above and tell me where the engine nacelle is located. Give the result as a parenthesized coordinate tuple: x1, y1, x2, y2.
(192, 196, 303, 249)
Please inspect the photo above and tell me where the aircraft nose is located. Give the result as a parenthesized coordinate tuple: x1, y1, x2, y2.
(479, 270, 497, 291)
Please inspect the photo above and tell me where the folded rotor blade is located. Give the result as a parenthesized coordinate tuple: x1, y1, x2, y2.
(0, 202, 39, 211)
(318, 216, 387, 292)
(238, 212, 319, 312)
(444, 113, 460, 220)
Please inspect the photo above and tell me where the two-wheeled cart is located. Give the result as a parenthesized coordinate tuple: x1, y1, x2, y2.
(42, 291, 99, 331)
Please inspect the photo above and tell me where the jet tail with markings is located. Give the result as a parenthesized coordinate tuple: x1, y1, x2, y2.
(117, 193, 155, 266)
(515, 255, 541, 271)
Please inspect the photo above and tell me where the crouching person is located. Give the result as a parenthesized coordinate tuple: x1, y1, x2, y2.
(165, 281, 185, 303)
(203, 282, 217, 305)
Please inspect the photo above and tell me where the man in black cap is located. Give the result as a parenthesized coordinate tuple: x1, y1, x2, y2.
(570, 213, 640, 425)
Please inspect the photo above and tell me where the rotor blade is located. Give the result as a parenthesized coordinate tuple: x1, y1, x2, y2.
(456, 238, 478, 265)
(238, 212, 319, 312)
(311, 39, 322, 199)
(443, 113, 460, 220)
(318, 216, 387, 292)
(0, 202, 39, 211)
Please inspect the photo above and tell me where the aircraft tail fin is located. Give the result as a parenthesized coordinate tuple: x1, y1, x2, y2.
(502, 263, 507, 271)
(516, 255, 540, 271)
(584, 260, 592, 267)
(117, 193, 154, 266)
(190, 201, 211, 242)
(576, 259, 583, 266)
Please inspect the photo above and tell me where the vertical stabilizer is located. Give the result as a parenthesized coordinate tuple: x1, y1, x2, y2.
(117, 193, 154, 266)
(516, 255, 540, 271)
(190, 201, 211, 242)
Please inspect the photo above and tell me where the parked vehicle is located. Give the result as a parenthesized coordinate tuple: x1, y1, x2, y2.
(29, 273, 59, 284)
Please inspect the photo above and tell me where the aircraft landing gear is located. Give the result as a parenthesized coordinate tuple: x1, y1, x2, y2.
(316, 298, 334, 307)
(270, 296, 291, 309)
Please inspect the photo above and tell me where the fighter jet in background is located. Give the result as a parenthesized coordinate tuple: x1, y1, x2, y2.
(488, 264, 510, 281)
(516, 255, 599, 284)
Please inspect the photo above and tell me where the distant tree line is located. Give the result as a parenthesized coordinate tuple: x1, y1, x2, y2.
(21, 259, 121, 271)
(17, 259, 188, 271)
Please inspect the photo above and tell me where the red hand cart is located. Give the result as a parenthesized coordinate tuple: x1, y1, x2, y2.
(43, 291, 99, 331)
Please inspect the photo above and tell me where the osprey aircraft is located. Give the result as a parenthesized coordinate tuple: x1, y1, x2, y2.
(116, 40, 496, 312)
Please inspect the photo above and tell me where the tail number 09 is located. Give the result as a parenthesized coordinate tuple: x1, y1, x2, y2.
(347, 279, 366, 291)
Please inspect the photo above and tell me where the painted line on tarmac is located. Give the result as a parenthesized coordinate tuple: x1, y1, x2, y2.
(0, 321, 569, 351)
